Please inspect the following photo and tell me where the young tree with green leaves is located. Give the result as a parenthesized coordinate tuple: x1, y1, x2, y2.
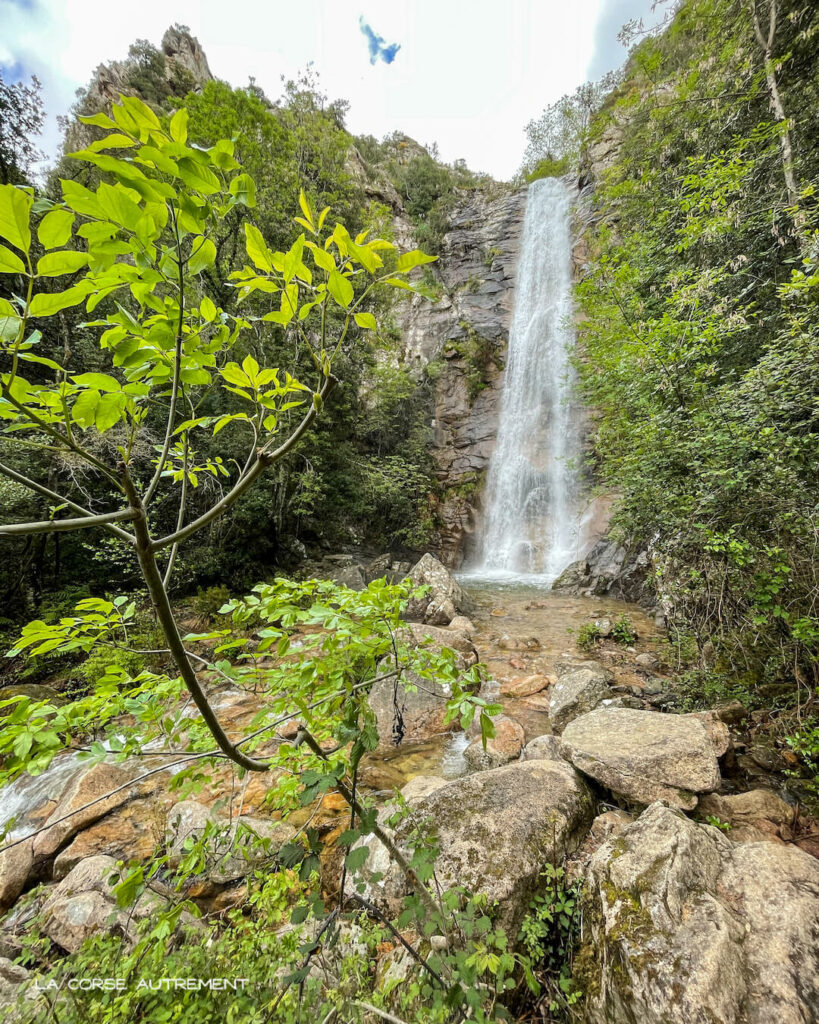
(0, 93, 439, 772)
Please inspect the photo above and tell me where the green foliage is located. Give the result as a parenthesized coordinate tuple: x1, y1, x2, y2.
(610, 615, 636, 646)
(574, 622, 602, 652)
(574, 0, 819, 693)
(518, 863, 584, 1017)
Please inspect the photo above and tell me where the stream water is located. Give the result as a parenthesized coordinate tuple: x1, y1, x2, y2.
(359, 583, 660, 794)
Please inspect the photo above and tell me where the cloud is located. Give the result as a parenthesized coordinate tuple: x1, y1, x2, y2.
(359, 16, 400, 66)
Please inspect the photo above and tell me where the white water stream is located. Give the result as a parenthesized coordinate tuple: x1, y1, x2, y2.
(469, 177, 587, 585)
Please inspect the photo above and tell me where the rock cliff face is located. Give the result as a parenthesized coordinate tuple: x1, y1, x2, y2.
(395, 188, 527, 566)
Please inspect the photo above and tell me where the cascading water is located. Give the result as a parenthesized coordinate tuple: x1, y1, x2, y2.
(471, 177, 585, 584)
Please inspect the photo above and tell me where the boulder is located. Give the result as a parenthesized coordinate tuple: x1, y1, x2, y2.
(403, 553, 471, 626)
(0, 840, 33, 913)
(549, 665, 613, 733)
(522, 734, 563, 762)
(368, 671, 452, 749)
(560, 708, 721, 809)
(165, 801, 295, 884)
(500, 673, 550, 698)
(634, 652, 660, 670)
(0, 956, 30, 1006)
(32, 763, 137, 860)
(358, 760, 595, 933)
(330, 565, 366, 591)
(398, 622, 478, 668)
(582, 801, 819, 1024)
(463, 715, 525, 770)
(697, 789, 795, 842)
(448, 615, 476, 635)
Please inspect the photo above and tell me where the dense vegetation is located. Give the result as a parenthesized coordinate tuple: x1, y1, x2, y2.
(559, 1, 819, 726)
(0, 51, 489, 620)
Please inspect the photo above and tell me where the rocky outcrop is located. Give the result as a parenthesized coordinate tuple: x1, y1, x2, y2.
(393, 189, 526, 565)
(357, 760, 595, 933)
(548, 662, 613, 733)
(560, 708, 723, 809)
(404, 553, 472, 625)
(552, 538, 655, 607)
(582, 801, 819, 1024)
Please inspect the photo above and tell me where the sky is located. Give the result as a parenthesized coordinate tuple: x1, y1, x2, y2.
(0, 0, 658, 181)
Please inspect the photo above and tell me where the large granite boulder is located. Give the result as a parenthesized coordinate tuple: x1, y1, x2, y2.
(357, 760, 595, 933)
(403, 553, 472, 626)
(582, 801, 819, 1024)
(548, 663, 613, 733)
(560, 708, 721, 809)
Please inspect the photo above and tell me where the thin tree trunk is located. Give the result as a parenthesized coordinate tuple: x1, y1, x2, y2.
(748, 0, 804, 238)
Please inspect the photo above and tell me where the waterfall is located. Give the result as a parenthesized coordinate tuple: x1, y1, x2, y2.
(472, 177, 584, 584)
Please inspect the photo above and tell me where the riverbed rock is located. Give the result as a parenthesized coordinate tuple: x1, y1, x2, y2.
(522, 734, 563, 762)
(549, 665, 613, 733)
(560, 708, 721, 809)
(500, 673, 550, 698)
(582, 801, 819, 1024)
(32, 763, 137, 860)
(359, 760, 595, 933)
(403, 553, 471, 625)
(0, 841, 33, 913)
(165, 801, 295, 884)
(368, 671, 453, 749)
(463, 715, 525, 769)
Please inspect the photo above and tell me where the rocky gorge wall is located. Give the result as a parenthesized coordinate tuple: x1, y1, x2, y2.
(394, 186, 527, 567)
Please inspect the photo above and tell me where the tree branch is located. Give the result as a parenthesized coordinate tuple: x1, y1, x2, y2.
(0, 509, 138, 536)
(0, 461, 136, 544)
(151, 373, 337, 552)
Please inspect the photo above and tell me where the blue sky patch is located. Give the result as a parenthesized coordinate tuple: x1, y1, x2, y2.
(359, 16, 400, 65)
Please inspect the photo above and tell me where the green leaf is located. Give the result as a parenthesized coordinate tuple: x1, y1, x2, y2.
(0, 184, 32, 253)
(61, 180, 102, 219)
(95, 392, 126, 432)
(78, 112, 119, 130)
(71, 372, 121, 393)
(188, 237, 216, 274)
(36, 251, 88, 277)
(354, 312, 377, 330)
(0, 245, 25, 274)
(345, 846, 369, 872)
(395, 249, 437, 273)
(120, 95, 161, 133)
(228, 173, 256, 207)
(327, 270, 353, 308)
(177, 157, 221, 195)
(200, 295, 216, 322)
(71, 389, 100, 428)
(244, 223, 272, 272)
(169, 108, 189, 144)
(37, 209, 75, 250)
(30, 283, 93, 317)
